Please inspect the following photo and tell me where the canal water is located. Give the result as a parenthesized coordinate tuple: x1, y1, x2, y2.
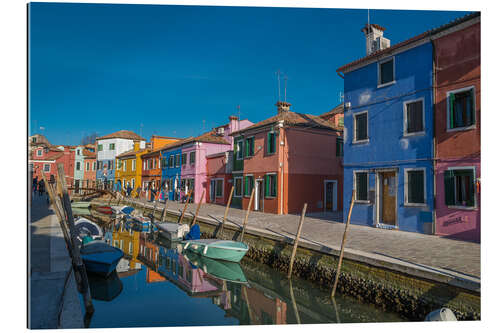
(76, 208, 405, 328)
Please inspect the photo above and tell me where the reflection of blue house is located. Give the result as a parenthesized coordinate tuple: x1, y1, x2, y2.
(337, 24, 434, 234)
(161, 147, 183, 201)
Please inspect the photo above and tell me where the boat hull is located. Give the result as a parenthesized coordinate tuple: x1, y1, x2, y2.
(182, 240, 248, 263)
(81, 241, 124, 277)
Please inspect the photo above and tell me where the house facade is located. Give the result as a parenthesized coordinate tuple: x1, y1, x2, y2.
(141, 136, 180, 200)
(115, 142, 149, 194)
(338, 24, 435, 234)
(160, 143, 186, 201)
(73, 146, 85, 192)
(82, 149, 96, 188)
(231, 102, 343, 215)
(433, 14, 480, 242)
(95, 130, 146, 190)
(206, 151, 233, 205)
(30, 145, 75, 188)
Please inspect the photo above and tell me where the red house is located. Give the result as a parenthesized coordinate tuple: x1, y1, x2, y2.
(206, 151, 233, 205)
(30, 145, 75, 188)
(433, 13, 480, 242)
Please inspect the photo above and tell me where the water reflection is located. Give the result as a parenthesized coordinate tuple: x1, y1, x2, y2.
(84, 216, 404, 328)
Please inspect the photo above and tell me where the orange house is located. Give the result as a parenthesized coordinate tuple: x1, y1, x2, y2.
(141, 135, 180, 200)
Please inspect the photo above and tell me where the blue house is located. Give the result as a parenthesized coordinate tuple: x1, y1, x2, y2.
(337, 24, 434, 234)
(160, 145, 184, 201)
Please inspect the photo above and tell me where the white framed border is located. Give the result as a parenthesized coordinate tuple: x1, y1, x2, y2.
(233, 176, 243, 198)
(377, 56, 396, 88)
(446, 85, 477, 132)
(265, 172, 278, 198)
(352, 110, 370, 144)
(404, 167, 427, 207)
(353, 170, 370, 204)
(403, 97, 426, 137)
(446, 165, 477, 210)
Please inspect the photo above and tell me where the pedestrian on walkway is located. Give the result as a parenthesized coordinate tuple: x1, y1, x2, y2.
(33, 176, 38, 193)
(126, 183, 132, 198)
(38, 180, 45, 197)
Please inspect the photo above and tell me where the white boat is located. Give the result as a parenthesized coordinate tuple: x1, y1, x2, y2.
(111, 205, 135, 216)
(155, 222, 190, 241)
(75, 217, 103, 242)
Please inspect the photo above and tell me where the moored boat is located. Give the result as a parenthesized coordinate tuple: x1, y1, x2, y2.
(71, 201, 91, 209)
(111, 205, 135, 216)
(155, 222, 190, 241)
(90, 204, 114, 215)
(183, 251, 248, 284)
(80, 240, 124, 277)
(75, 217, 103, 242)
(181, 239, 249, 263)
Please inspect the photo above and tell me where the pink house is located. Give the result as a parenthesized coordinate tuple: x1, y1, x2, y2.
(179, 116, 253, 203)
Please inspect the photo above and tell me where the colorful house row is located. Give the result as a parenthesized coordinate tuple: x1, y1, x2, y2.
(337, 13, 480, 242)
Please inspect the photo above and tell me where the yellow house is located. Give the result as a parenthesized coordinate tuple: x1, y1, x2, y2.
(115, 142, 150, 195)
(112, 228, 141, 271)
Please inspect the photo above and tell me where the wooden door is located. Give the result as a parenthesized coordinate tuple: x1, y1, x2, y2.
(381, 172, 396, 225)
(256, 180, 264, 212)
(325, 181, 338, 211)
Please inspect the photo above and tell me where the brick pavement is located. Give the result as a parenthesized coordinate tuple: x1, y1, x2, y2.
(123, 197, 480, 279)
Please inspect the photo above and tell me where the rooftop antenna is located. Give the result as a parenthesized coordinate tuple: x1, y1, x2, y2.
(275, 69, 281, 101)
(284, 74, 288, 102)
(237, 105, 241, 131)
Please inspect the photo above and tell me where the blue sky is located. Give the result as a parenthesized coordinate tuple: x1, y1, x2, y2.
(28, 2, 471, 145)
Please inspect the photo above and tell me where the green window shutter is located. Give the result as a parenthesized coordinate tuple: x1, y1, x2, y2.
(265, 175, 269, 196)
(251, 138, 254, 156)
(449, 93, 455, 129)
(444, 170, 455, 206)
(267, 133, 271, 153)
(244, 177, 248, 195)
(467, 171, 475, 206)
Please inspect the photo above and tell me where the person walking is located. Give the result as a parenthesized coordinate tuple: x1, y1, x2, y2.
(126, 183, 132, 198)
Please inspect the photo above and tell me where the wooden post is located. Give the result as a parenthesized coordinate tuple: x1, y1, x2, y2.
(56, 164, 94, 314)
(239, 187, 255, 242)
(161, 197, 169, 222)
(178, 190, 192, 224)
(218, 186, 234, 237)
(191, 189, 205, 227)
(288, 203, 308, 279)
(289, 279, 301, 324)
(331, 190, 356, 298)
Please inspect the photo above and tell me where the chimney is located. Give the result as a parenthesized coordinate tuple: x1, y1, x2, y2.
(276, 101, 291, 114)
(361, 24, 390, 55)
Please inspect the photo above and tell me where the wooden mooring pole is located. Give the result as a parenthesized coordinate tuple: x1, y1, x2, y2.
(56, 164, 94, 315)
(288, 203, 308, 279)
(239, 187, 255, 242)
(331, 190, 356, 298)
(178, 190, 192, 224)
(217, 186, 234, 237)
(161, 197, 169, 222)
(190, 189, 205, 227)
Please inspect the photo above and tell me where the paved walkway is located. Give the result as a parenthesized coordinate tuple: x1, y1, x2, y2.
(29, 194, 83, 329)
(125, 197, 480, 279)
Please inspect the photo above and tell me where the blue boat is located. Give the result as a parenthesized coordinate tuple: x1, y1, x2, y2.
(80, 240, 124, 277)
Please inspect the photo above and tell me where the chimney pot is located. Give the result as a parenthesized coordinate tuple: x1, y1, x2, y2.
(276, 101, 291, 114)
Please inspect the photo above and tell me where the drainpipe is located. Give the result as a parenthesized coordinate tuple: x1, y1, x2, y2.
(278, 120, 285, 215)
(431, 38, 437, 235)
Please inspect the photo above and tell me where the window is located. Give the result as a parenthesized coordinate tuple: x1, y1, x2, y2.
(43, 164, 50, 172)
(378, 57, 394, 86)
(131, 178, 135, 189)
(245, 137, 254, 157)
(37, 149, 42, 156)
(404, 99, 424, 135)
(405, 169, 425, 205)
(175, 154, 180, 167)
(338, 116, 344, 127)
(77, 149, 81, 156)
(153, 158, 157, 169)
(169, 155, 174, 168)
(354, 171, 368, 202)
(93, 162, 96, 170)
(97, 144, 103, 151)
(444, 168, 476, 208)
(265, 174, 277, 197)
(336, 138, 344, 157)
(234, 177, 243, 197)
(216, 179, 223, 197)
(181, 153, 187, 166)
(123, 161, 126, 172)
(244, 175, 254, 196)
(86, 162, 90, 171)
(160, 158, 166, 168)
(354, 111, 368, 142)
(189, 151, 196, 165)
(267, 132, 276, 154)
(448, 87, 475, 130)
(117, 160, 122, 170)
(132, 160, 136, 171)
(236, 140, 244, 160)
(76, 162, 81, 171)
(109, 143, 115, 150)
(32, 137, 37, 143)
